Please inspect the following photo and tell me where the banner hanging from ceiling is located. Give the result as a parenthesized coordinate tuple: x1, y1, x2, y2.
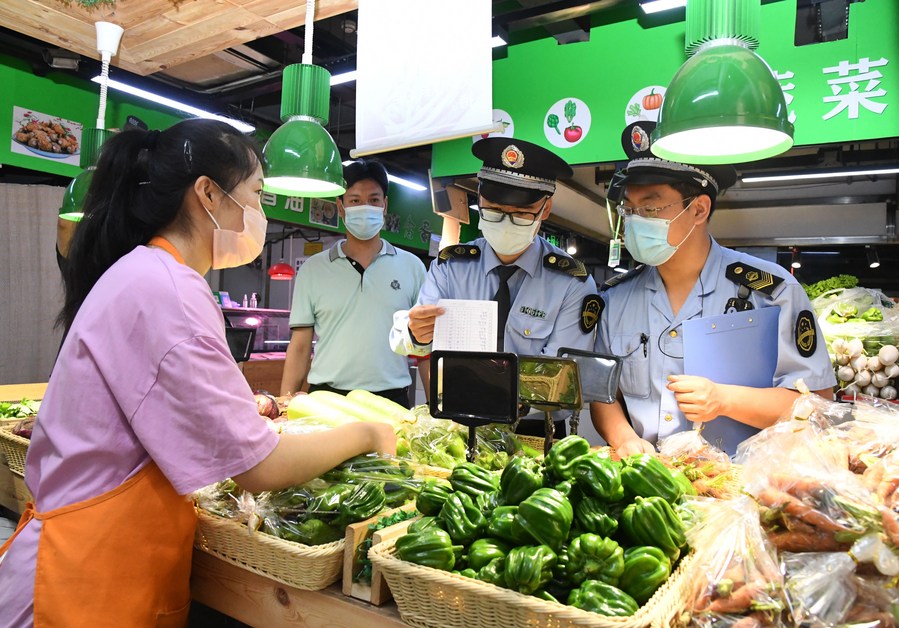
(352, 0, 496, 157)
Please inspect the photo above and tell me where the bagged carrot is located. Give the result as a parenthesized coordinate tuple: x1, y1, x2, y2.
(658, 430, 741, 499)
(680, 497, 786, 627)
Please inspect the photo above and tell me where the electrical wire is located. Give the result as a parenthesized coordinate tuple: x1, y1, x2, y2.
(656, 273, 705, 360)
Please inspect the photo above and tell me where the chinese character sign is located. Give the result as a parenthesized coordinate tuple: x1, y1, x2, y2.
(822, 57, 889, 121)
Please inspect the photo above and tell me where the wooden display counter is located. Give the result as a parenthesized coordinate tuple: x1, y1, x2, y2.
(190, 550, 407, 628)
(238, 359, 285, 395)
(0, 382, 47, 402)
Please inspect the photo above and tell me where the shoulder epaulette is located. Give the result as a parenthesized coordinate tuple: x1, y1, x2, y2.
(601, 264, 646, 290)
(725, 262, 785, 296)
(438, 244, 481, 265)
(543, 253, 588, 282)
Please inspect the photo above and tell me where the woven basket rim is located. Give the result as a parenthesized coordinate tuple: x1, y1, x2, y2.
(195, 508, 345, 556)
(370, 538, 695, 627)
(0, 425, 31, 447)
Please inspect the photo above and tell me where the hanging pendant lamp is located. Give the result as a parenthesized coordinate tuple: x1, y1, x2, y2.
(268, 233, 297, 280)
(651, 0, 793, 164)
(58, 22, 123, 222)
(263, 2, 345, 198)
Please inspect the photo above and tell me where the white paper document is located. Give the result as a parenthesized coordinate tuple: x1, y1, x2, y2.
(432, 299, 498, 352)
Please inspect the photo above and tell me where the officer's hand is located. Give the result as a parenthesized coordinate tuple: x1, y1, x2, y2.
(667, 375, 723, 423)
(615, 436, 656, 458)
(408, 304, 445, 344)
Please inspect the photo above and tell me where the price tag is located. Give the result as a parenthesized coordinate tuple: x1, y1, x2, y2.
(608, 238, 621, 267)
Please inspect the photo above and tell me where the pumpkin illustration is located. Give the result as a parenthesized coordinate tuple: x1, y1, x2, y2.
(642, 89, 663, 110)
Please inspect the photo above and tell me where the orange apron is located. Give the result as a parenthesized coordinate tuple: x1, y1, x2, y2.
(0, 236, 198, 627)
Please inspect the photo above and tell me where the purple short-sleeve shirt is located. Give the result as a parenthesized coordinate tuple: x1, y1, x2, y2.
(0, 246, 278, 626)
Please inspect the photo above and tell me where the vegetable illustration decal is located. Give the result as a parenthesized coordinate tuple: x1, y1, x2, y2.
(642, 89, 663, 110)
(547, 113, 561, 135)
(626, 102, 642, 118)
(563, 100, 582, 143)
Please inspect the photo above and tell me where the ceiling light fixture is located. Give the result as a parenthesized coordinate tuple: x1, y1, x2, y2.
(91, 76, 255, 133)
(566, 236, 578, 255)
(60, 22, 123, 223)
(639, 0, 688, 15)
(742, 166, 899, 184)
(651, 0, 793, 164)
(866, 245, 881, 269)
(791, 248, 802, 269)
(268, 232, 296, 280)
(43, 48, 80, 70)
(263, 1, 345, 198)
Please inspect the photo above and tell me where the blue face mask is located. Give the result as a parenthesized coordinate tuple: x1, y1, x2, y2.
(344, 205, 384, 240)
(623, 200, 696, 266)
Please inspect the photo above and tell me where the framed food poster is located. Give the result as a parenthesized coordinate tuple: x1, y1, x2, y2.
(10, 107, 82, 166)
(309, 198, 340, 229)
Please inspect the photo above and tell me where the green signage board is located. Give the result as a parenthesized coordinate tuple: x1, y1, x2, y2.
(432, 0, 898, 177)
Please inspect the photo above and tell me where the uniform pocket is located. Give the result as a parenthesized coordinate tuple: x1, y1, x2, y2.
(611, 333, 651, 399)
(508, 312, 553, 353)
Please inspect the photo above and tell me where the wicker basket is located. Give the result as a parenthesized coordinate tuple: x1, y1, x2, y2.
(370, 539, 694, 628)
(0, 426, 30, 476)
(193, 509, 345, 591)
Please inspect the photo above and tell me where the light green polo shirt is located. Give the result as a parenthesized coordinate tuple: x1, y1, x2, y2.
(290, 240, 427, 391)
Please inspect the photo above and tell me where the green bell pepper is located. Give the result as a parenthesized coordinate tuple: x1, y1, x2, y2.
(395, 528, 462, 571)
(449, 461, 500, 497)
(861, 307, 884, 322)
(416, 481, 454, 516)
(567, 580, 639, 617)
(621, 496, 686, 561)
(337, 482, 386, 525)
(574, 497, 620, 538)
(619, 546, 671, 605)
(467, 537, 511, 571)
(563, 533, 625, 587)
(572, 452, 624, 501)
(453, 568, 478, 578)
(500, 456, 544, 504)
(475, 489, 504, 518)
(544, 435, 591, 481)
(487, 505, 528, 544)
(620, 454, 684, 503)
(477, 556, 507, 587)
(503, 544, 557, 595)
(514, 488, 573, 551)
(307, 483, 354, 513)
(275, 518, 341, 546)
(407, 516, 441, 534)
(437, 492, 486, 544)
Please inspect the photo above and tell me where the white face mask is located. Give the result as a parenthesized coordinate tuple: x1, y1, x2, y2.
(204, 186, 268, 270)
(344, 204, 385, 240)
(480, 218, 541, 256)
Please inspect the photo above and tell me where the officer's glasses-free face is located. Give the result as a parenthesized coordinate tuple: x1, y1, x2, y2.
(616, 196, 697, 219)
(478, 197, 549, 226)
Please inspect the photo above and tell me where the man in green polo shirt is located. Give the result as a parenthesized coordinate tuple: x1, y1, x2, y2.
(280, 160, 427, 407)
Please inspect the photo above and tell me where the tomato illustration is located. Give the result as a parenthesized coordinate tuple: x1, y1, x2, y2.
(564, 126, 582, 143)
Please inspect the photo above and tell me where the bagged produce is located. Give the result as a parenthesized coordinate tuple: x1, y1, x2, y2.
(658, 430, 741, 499)
(681, 497, 786, 627)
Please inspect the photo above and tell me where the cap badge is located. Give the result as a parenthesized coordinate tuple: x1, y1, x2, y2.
(630, 125, 650, 153)
(502, 145, 525, 169)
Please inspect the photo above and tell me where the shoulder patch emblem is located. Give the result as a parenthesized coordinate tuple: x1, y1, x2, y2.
(438, 244, 481, 265)
(544, 253, 588, 281)
(795, 309, 817, 358)
(580, 295, 604, 333)
(601, 264, 646, 290)
(725, 262, 784, 296)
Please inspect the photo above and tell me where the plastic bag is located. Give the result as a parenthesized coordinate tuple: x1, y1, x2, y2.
(658, 430, 740, 499)
(738, 394, 884, 556)
(683, 496, 786, 627)
(827, 396, 899, 474)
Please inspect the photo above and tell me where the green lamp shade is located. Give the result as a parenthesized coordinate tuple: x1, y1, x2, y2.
(263, 116, 346, 198)
(58, 167, 94, 222)
(651, 44, 794, 164)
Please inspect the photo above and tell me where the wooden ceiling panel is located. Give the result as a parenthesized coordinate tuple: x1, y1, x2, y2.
(0, 0, 358, 75)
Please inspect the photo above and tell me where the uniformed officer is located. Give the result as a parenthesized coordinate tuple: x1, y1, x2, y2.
(590, 131, 835, 457)
(390, 138, 601, 434)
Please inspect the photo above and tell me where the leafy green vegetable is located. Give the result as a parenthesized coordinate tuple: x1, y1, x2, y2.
(546, 114, 561, 135)
(354, 508, 420, 583)
(626, 103, 642, 117)
(803, 275, 858, 300)
(0, 398, 40, 419)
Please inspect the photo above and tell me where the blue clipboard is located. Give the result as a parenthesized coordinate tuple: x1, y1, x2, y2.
(682, 306, 780, 455)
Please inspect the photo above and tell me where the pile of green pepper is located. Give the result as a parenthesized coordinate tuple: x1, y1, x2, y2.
(398, 435, 689, 617)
